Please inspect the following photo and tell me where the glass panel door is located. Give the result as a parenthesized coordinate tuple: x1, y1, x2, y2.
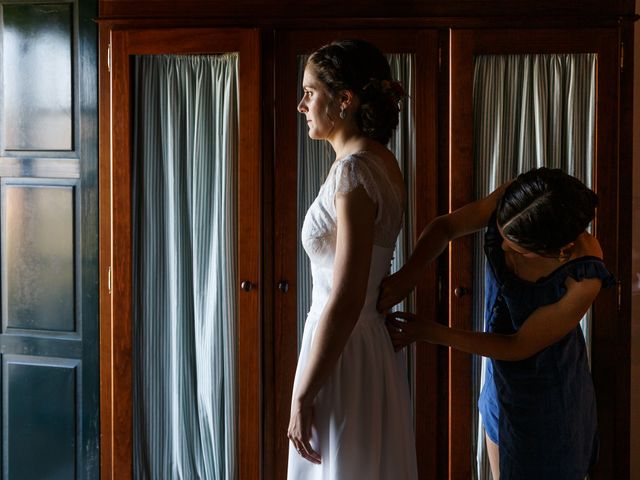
(104, 28, 260, 479)
(131, 53, 239, 479)
(449, 27, 620, 479)
(470, 53, 597, 480)
(273, 29, 440, 480)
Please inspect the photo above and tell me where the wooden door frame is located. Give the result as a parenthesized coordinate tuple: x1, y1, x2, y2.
(449, 27, 625, 479)
(270, 28, 440, 480)
(98, 26, 261, 479)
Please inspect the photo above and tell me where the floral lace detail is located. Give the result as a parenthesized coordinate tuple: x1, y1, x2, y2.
(301, 152, 405, 267)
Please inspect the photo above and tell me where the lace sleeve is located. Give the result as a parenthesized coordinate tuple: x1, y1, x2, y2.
(333, 155, 379, 207)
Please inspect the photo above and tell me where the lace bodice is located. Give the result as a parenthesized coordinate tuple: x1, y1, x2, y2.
(301, 152, 405, 269)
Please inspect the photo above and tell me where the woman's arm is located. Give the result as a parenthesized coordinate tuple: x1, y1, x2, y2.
(387, 276, 603, 361)
(377, 182, 511, 311)
(288, 184, 375, 463)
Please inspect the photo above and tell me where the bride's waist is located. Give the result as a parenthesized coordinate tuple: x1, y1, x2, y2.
(307, 301, 384, 324)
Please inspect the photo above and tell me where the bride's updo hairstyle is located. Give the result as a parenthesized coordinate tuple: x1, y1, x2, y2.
(496, 167, 599, 256)
(306, 39, 405, 146)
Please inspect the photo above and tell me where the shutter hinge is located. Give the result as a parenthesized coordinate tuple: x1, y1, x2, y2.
(107, 43, 112, 73)
(620, 42, 624, 71)
(108, 266, 112, 295)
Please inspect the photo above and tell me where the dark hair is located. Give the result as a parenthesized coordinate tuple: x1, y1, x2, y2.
(496, 167, 598, 255)
(307, 39, 404, 145)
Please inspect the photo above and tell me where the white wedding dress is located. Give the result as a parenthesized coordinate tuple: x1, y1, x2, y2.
(287, 152, 418, 480)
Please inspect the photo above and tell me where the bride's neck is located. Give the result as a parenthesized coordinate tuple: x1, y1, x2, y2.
(328, 128, 369, 159)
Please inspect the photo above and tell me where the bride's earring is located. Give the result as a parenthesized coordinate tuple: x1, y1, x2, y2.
(339, 106, 346, 120)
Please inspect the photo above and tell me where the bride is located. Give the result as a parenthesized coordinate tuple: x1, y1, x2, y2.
(287, 39, 418, 479)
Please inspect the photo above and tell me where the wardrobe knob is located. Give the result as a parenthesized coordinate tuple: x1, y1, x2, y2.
(454, 286, 469, 298)
(278, 280, 289, 293)
(241, 280, 254, 292)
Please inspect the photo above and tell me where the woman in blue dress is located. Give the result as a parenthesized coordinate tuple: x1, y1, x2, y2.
(378, 167, 615, 480)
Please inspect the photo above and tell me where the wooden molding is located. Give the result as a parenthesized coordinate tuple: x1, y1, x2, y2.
(98, 0, 636, 21)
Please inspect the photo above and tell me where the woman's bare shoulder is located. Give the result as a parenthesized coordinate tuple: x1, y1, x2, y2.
(574, 232, 603, 260)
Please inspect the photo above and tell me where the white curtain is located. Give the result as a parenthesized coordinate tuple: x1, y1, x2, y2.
(471, 53, 597, 479)
(132, 54, 239, 480)
(295, 53, 416, 350)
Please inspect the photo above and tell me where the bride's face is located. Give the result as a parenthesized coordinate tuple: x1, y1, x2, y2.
(297, 66, 338, 141)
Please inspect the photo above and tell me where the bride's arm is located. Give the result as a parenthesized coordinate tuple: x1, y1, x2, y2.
(288, 184, 375, 463)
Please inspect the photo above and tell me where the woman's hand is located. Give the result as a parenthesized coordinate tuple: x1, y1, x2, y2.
(377, 270, 415, 313)
(386, 311, 437, 351)
(287, 398, 321, 465)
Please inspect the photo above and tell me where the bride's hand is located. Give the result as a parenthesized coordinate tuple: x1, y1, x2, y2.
(287, 398, 321, 464)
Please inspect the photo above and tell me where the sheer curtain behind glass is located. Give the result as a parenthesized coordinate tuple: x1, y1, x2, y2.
(132, 54, 239, 480)
(471, 54, 596, 479)
(296, 53, 416, 350)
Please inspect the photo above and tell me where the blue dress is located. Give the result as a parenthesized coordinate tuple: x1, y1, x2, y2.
(477, 214, 615, 480)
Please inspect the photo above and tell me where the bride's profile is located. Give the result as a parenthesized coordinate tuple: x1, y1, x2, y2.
(287, 39, 418, 479)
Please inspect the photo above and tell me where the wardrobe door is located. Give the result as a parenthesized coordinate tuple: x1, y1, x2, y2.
(449, 28, 623, 479)
(100, 27, 261, 479)
(272, 29, 440, 480)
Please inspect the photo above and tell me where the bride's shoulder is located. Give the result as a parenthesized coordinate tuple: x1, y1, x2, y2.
(353, 149, 404, 189)
(338, 149, 396, 173)
(331, 151, 372, 177)
(349, 148, 394, 163)
(336, 150, 372, 165)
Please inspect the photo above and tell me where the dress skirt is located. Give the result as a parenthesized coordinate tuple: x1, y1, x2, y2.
(287, 311, 418, 480)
